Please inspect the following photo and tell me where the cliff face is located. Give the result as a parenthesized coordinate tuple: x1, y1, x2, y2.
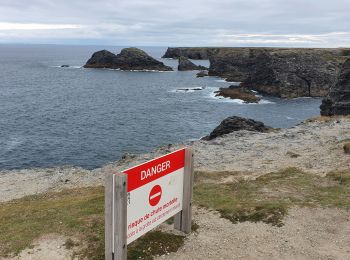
(162, 47, 217, 59)
(177, 56, 207, 71)
(163, 47, 350, 98)
(84, 48, 173, 71)
(210, 48, 347, 98)
(320, 59, 350, 116)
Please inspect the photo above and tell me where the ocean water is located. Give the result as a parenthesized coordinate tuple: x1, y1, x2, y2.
(0, 44, 322, 170)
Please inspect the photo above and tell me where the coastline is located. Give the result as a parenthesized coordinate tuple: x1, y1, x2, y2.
(1, 116, 349, 203)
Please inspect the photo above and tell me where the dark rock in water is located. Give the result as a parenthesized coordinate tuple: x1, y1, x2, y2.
(60, 65, 69, 68)
(202, 116, 273, 140)
(178, 56, 207, 71)
(196, 70, 208, 77)
(215, 86, 261, 103)
(115, 48, 173, 71)
(84, 48, 173, 71)
(84, 50, 119, 69)
(320, 58, 350, 116)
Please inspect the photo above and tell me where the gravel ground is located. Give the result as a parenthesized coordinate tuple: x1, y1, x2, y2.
(1, 117, 349, 260)
(1, 117, 349, 202)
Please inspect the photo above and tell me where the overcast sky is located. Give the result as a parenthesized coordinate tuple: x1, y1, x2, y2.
(0, 0, 349, 47)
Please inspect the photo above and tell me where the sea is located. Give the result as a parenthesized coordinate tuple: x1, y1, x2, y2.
(0, 44, 322, 170)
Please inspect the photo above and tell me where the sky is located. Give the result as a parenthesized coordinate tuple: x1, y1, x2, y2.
(0, 0, 349, 47)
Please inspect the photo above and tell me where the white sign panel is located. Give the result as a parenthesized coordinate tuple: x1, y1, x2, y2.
(122, 148, 185, 244)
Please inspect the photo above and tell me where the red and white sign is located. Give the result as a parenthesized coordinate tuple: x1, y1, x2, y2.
(122, 148, 185, 244)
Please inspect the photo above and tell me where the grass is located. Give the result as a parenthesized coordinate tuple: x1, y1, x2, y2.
(0, 168, 349, 258)
(0, 187, 185, 259)
(193, 168, 350, 227)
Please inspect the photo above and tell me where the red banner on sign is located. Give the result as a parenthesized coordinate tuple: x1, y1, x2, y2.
(123, 148, 185, 192)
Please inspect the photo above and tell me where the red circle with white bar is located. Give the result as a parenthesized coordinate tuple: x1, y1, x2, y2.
(149, 185, 162, 206)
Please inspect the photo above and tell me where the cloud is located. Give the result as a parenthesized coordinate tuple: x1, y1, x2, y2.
(0, 0, 349, 47)
(0, 22, 81, 30)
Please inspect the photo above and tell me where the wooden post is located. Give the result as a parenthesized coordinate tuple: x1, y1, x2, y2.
(105, 173, 114, 260)
(105, 172, 127, 260)
(174, 148, 194, 233)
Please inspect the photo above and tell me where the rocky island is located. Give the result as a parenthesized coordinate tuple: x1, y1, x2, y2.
(84, 47, 173, 71)
(215, 86, 261, 103)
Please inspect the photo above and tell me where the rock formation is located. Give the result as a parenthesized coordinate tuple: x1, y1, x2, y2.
(163, 47, 350, 98)
(202, 116, 273, 140)
(84, 48, 173, 71)
(196, 70, 208, 77)
(177, 56, 207, 71)
(320, 59, 350, 116)
(215, 86, 260, 103)
(162, 47, 214, 59)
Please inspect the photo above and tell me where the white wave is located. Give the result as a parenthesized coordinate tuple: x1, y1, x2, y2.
(258, 99, 275, 104)
(286, 116, 294, 120)
(172, 86, 205, 93)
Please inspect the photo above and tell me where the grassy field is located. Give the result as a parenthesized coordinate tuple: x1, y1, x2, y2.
(0, 167, 349, 259)
(194, 168, 350, 226)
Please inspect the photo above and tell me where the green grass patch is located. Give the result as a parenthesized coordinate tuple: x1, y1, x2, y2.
(0, 187, 185, 259)
(194, 168, 350, 226)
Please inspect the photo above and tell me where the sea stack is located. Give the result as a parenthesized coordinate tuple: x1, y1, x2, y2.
(320, 58, 350, 116)
(84, 48, 173, 71)
(177, 56, 207, 71)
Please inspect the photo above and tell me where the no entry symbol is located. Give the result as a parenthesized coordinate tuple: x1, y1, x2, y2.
(149, 185, 162, 206)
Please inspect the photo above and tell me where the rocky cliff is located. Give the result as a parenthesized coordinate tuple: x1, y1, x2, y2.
(162, 47, 218, 59)
(163, 47, 350, 98)
(320, 58, 350, 116)
(177, 56, 207, 71)
(84, 48, 173, 71)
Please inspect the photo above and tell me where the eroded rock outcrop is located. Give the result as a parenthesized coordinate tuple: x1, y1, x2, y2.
(320, 59, 350, 116)
(163, 47, 350, 98)
(178, 56, 207, 71)
(202, 116, 273, 140)
(162, 47, 214, 59)
(84, 48, 173, 71)
(215, 86, 260, 103)
(211, 48, 347, 98)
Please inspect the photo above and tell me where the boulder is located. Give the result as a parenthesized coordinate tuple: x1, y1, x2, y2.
(177, 56, 207, 71)
(214, 86, 261, 103)
(60, 65, 69, 68)
(343, 143, 350, 154)
(320, 58, 350, 116)
(84, 48, 173, 71)
(202, 116, 273, 140)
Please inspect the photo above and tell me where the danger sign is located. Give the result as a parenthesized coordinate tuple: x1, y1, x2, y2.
(123, 148, 185, 244)
(149, 185, 162, 206)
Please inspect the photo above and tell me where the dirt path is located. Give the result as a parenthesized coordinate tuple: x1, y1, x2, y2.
(157, 206, 350, 260)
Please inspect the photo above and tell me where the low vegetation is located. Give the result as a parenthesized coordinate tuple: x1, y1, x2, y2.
(194, 168, 350, 227)
(0, 167, 349, 259)
(0, 187, 185, 259)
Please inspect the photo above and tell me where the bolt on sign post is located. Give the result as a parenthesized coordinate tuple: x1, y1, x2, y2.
(105, 148, 194, 260)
